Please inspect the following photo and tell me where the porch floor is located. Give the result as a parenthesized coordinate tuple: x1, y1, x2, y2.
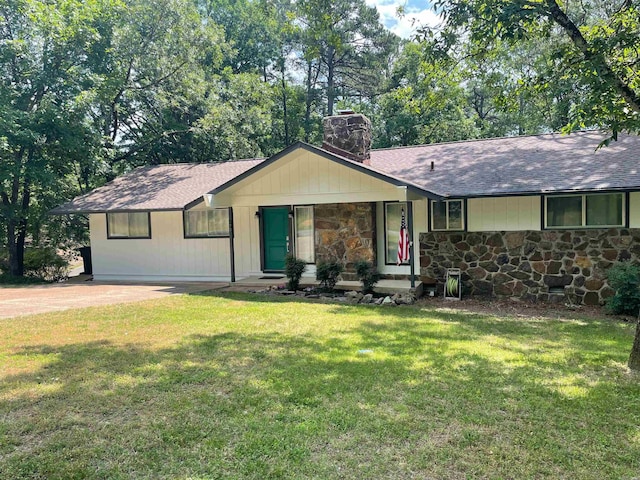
(235, 276, 423, 296)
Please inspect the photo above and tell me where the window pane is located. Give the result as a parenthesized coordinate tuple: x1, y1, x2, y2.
(547, 196, 582, 227)
(186, 211, 207, 236)
(128, 213, 150, 237)
(432, 202, 447, 230)
(108, 213, 129, 237)
(448, 201, 463, 230)
(209, 209, 229, 236)
(295, 206, 315, 263)
(586, 194, 622, 226)
(386, 202, 406, 263)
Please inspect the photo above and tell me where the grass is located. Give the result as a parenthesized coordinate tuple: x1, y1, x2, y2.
(1, 292, 639, 479)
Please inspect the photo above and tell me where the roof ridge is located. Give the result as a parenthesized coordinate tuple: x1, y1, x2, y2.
(370, 129, 606, 153)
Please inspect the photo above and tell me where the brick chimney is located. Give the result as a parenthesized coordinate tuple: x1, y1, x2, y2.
(322, 111, 372, 164)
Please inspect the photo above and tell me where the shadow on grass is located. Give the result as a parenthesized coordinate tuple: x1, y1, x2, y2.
(2, 294, 640, 479)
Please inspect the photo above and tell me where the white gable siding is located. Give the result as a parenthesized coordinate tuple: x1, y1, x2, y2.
(467, 196, 540, 232)
(215, 150, 406, 207)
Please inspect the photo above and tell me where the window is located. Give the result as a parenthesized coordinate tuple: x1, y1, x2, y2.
(184, 209, 229, 237)
(107, 212, 151, 239)
(385, 202, 408, 264)
(545, 193, 624, 228)
(294, 206, 315, 263)
(431, 200, 464, 231)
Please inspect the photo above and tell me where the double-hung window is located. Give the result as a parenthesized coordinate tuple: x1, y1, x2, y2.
(184, 209, 230, 237)
(107, 212, 151, 239)
(545, 193, 624, 228)
(431, 199, 464, 231)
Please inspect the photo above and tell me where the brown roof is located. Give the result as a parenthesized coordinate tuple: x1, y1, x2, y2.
(52, 131, 640, 214)
(369, 131, 640, 197)
(51, 160, 263, 214)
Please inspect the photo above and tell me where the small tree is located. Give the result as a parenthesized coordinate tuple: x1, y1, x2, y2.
(354, 260, 380, 294)
(606, 262, 640, 316)
(606, 262, 640, 371)
(284, 254, 307, 291)
(316, 260, 343, 292)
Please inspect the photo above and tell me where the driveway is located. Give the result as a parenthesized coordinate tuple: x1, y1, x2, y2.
(0, 281, 227, 319)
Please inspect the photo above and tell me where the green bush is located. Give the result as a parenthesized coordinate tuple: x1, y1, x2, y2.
(354, 260, 380, 294)
(284, 254, 306, 291)
(316, 260, 343, 291)
(24, 247, 69, 282)
(606, 262, 640, 316)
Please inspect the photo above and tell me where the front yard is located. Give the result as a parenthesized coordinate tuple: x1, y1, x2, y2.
(1, 292, 639, 479)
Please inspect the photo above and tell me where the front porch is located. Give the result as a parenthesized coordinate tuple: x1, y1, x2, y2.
(234, 275, 423, 296)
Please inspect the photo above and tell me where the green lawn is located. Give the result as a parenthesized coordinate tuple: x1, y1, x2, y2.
(1, 293, 639, 479)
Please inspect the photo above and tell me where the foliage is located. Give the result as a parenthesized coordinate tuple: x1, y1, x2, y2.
(423, 0, 640, 138)
(23, 247, 69, 282)
(606, 262, 640, 316)
(316, 259, 343, 291)
(284, 254, 306, 291)
(0, 246, 68, 282)
(354, 259, 380, 294)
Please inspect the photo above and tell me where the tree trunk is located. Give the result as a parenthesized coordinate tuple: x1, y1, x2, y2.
(304, 60, 313, 142)
(629, 320, 640, 371)
(327, 46, 335, 116)
(281, 63, 289, 145)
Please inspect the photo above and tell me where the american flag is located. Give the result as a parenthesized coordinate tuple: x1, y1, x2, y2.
(397, 207, 410, 265)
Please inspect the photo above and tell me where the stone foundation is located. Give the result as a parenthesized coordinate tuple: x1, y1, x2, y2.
(315, 203, 376, 280)
(419, 229, 640, 305)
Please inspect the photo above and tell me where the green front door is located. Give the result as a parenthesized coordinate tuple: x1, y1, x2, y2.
(262, 207, 289, 271)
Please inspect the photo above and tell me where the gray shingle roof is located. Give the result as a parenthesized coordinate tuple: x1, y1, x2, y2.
(369, 131, 640, 197)
(50, 160, 263, 214)
(51, 130, 640, 214)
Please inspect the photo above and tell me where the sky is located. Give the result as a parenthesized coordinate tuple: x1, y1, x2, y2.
(365, 0, 440, 39)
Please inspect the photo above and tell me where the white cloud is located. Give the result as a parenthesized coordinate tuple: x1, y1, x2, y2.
(366, 0, 441, 39)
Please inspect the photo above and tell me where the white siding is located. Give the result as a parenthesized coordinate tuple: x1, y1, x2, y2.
(467, 196, 540, 231)
(90, 212, 233, 281)
(630, 192, 640, 228)
(215, 150, 406, 207)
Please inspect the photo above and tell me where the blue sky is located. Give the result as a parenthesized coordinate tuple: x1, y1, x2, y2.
(365, 1, 439, 38)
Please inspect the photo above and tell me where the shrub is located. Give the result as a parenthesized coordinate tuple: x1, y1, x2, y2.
(284, 254, 307, 291)
(354, 260, 380, 294)
(606, 262, 640, 316)
(23, 247, 69, 282)
(316, 260, 343, 291)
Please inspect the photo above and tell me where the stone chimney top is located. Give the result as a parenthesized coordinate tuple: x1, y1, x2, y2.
(322, 112, 372, 164)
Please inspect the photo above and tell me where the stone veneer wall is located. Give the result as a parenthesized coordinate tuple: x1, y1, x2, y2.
(419, 229, 640, 305)
(315, 203, 376, 280)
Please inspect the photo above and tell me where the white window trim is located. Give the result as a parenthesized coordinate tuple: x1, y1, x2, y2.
(294, 205, 315, 264)
(544, 193, 625, 229)
(431, 199, 465, 231)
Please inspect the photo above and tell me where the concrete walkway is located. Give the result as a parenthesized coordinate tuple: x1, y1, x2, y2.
(0, 281, 227, 319)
